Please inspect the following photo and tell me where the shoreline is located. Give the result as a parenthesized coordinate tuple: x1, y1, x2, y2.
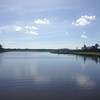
(51, 50, 100, 57)
(1, 49, 100, 57)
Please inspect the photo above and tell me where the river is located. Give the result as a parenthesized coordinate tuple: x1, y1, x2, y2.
(0, 52, 100, 100)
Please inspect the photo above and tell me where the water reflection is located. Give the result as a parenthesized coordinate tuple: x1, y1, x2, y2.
(0, 53, 3, 64)
(73, 74, 95, 89)
(0, 52, 100, 100)
(75, 55, 100, 64)
(15, 64, 50, 83)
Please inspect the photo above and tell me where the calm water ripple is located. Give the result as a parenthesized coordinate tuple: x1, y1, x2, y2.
(0, 52, 100, 100)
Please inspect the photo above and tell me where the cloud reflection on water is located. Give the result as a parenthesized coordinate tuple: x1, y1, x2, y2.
(73, 74, 95, 89)
(14, 62, 50, 83)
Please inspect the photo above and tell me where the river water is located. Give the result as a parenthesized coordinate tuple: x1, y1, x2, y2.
(0, 52, 100, 100)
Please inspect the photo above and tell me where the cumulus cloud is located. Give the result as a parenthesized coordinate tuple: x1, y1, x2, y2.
(24, 25, 38, 35)
(14, 26, 23, 32)
(34, 18, 50, 25)
(80, 34, 88, 39)
(72, 15, 96, 26)
(25, 30, 38, 35)
(0, 25, 39, 35)
(25, 25, 38, 30)
(0, 25, 23, 32)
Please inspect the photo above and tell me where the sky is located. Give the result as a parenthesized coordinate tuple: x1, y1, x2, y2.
(0, 0, 100, 49)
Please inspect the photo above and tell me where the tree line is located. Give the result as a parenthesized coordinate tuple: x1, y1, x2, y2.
(0, 43, 100, 53)
(0, 44, 4, 52)
(81, 43, 100, 51)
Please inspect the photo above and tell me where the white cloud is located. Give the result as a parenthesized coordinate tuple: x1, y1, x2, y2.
(25, 25, 29, 29)
(80, 34, 88, 39)
(34, 18, 50, 25)
(0, 25, 23, 32)
(14, 26, 23, 32)
(83, 15, 96, 20)
(0, 25, 39, 36)
(25, 25, 38, 30)
(31, 26, 38, 30)
(72, 15, 96, 26)
(24, 25, 38, 35)
(26, 30, 38, 35)
(30, 31, 38, 35)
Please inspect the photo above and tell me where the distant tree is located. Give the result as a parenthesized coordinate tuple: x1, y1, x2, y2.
(81, 43, 100, 51)
(0, 44, 4, 52)
(82, 44, 87, 50)
(84, 44, 87, 49)
(94, 43, 99, 49)
(0, 44, 3, 49)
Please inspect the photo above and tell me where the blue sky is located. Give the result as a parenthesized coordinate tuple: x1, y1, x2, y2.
(0, 0, 100, 49)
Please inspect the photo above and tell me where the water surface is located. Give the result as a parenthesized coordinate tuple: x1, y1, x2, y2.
(0, 52, 100, 100)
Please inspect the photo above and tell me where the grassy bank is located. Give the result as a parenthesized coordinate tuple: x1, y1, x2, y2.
(70, 51, 100, 57)
(51, 49, 100, 57)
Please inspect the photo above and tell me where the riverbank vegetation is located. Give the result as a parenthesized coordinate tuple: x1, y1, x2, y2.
(0, 43, 100, 57)
(51, 44, 100, 57)
(0, 44, 4, 53)
(0, 44, 55, 52)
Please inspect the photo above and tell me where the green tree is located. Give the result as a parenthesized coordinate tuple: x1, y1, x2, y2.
(94, 43, 99, 49)
(0, 44, 3, 52)
(82, 44, 87, 50)
(0, 44, 2, 49)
